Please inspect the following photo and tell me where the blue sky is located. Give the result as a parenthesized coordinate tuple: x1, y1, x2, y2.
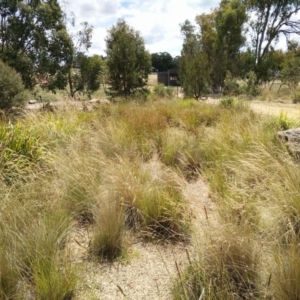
(59, 0, 220, 57)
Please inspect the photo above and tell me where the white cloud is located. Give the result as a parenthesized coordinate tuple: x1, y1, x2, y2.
(59, 0, 221, 57)
(100, 0, 119, 15)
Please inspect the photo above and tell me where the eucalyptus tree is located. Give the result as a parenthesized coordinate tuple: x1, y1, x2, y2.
(105, 19, 151, 98)
(214, 0, 247, 85)
(0, 0, 73, 91)
(151, 52, 176, 72)
(70, 53, 103, 99)
(66, 21, 94, 98)
(246, 0, 300, 81)
(179, 20, 211, 99)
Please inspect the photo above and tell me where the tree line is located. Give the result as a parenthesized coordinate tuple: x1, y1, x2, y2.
(180, 0, 300, 99)
(1, 0, 300, 107)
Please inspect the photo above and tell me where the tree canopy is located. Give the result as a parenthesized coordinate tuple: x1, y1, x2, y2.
(0, 59, 29, 109)
(0, 0, 73, 91)
(105, 19, 151, 98)
(151, 52, 177, 72)
(246, 0, 300, 81)
(179, 20, 211, 99)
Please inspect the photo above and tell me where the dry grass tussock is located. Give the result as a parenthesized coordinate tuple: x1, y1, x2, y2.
(1, 97, 300, 299)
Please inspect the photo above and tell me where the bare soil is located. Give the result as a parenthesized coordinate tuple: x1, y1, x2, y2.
(249, 100, 300, 119)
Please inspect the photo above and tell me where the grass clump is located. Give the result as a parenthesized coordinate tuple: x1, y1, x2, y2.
(33, 258, 77, 300)
(0, 120, 47, 185)
(219, 96, 234, 108)
(102, 159, 189, 240)
(273, 242, 300, 300)
(172, 226, 260, 300)
(153, 84, 175, 99)
(0, 200, 76, 299)
(0, 243, 19, 299)
(90, 201, 125, 261)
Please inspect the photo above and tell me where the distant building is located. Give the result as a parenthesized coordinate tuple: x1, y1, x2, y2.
(157, 69, 180, 86)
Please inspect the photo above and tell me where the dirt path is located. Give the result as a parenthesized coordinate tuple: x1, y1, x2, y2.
(249, 100, 300, 119)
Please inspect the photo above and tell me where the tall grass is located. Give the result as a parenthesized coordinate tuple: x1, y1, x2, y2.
(100, 158, 189, 240)
(173, 225, 260, 299)
(1, 95, 300, 298)
(90, 200, 125, 260)
(273, 242, 300, 300)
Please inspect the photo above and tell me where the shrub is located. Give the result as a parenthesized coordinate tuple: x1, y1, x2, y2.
(0, 60, 29, 109)
(165, 86, 175, 98)
(292, 91, 300, 103)
(223, 71, 240, 96)
(242, 71, 261, 98)
(153, 84, 174, 99)
(153, 83, 166, 97)
(219, 97, 234, 108)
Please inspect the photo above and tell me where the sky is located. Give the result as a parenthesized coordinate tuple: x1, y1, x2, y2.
(59, 0, 220, 57)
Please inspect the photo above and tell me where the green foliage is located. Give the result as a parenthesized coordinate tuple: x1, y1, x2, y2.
(105, 19, 151, 98)
(153, 84, 174, 98)
(70, 54, 103, 99)
(181, 1, 246, 92)
(0, 119, 47, 185)
(247, 0, 300, 82)
(179, 20, 211, 99)
(269, 112, 296, 131)
(214, 0, 247, 85)
(244, 71, 261, 97)
(66, 21, 95, 98)
(223, 71, 240, 96)
(0, 60, 29, 109)
(151, 52, 177, 72)
(0, 0, 73, 91)
(281, 44, 300, 96)
(153, 84, 167, 97)
(220, 96, 234, 107)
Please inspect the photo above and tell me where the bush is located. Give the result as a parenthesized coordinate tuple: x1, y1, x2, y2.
(243, 71, 261, 98)
(223, 71, 240, 96)
(219, 97, 234, 108)
(153, 84, 166, 97)
(292, 91, 300, 103)
(0, 60, 29, 109)
(153, 84, 174, 99)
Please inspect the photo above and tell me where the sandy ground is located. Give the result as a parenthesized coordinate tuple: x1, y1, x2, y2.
(249, 100, 300, 119)
(67, 158, 216, 300)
